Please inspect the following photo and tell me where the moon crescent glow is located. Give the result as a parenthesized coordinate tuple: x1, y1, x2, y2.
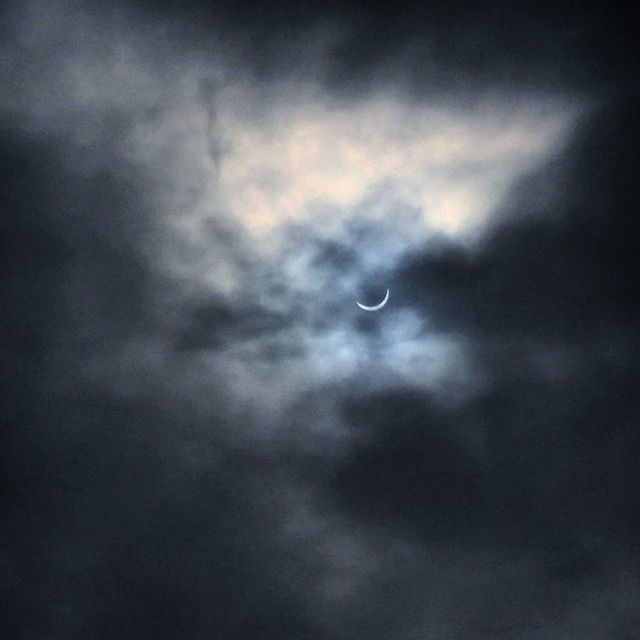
(356, 289, 390, 311)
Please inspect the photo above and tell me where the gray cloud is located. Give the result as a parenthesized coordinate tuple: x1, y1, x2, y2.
(1, 2, 639, 638)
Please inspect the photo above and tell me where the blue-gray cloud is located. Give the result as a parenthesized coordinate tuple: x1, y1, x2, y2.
(1, 2, 639, 639)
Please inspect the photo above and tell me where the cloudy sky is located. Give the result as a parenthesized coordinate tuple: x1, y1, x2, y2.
(1, 1, 639, 638)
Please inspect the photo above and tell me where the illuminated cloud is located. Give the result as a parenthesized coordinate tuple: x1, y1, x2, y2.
(214, 89, 577, 236)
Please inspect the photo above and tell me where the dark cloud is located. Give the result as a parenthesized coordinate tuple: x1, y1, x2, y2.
(174, 298, 293, 352)
(315, 100, 640, 635)
(2, 2, 639, 639)
(0, 127, 323, 638)
(136, 0, 638, 97)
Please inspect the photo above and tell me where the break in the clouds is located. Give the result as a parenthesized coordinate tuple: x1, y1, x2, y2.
(2, 2, 639, 639)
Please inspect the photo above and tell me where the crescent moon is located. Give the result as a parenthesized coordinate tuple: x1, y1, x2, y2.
(356, 289, 390, 311)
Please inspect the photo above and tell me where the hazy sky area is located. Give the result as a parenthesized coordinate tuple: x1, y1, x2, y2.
(1, 2, 639, 638)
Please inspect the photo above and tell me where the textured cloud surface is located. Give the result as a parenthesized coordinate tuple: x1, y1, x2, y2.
(2, 2, 639, 638)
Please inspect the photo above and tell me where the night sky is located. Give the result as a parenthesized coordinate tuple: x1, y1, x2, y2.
(2, 2, 639, 638)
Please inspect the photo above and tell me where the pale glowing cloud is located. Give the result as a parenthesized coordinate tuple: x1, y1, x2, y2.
(213, 89, 578, 236)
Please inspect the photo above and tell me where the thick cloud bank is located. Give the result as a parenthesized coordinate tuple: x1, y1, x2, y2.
(1, 2, 639, 638)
